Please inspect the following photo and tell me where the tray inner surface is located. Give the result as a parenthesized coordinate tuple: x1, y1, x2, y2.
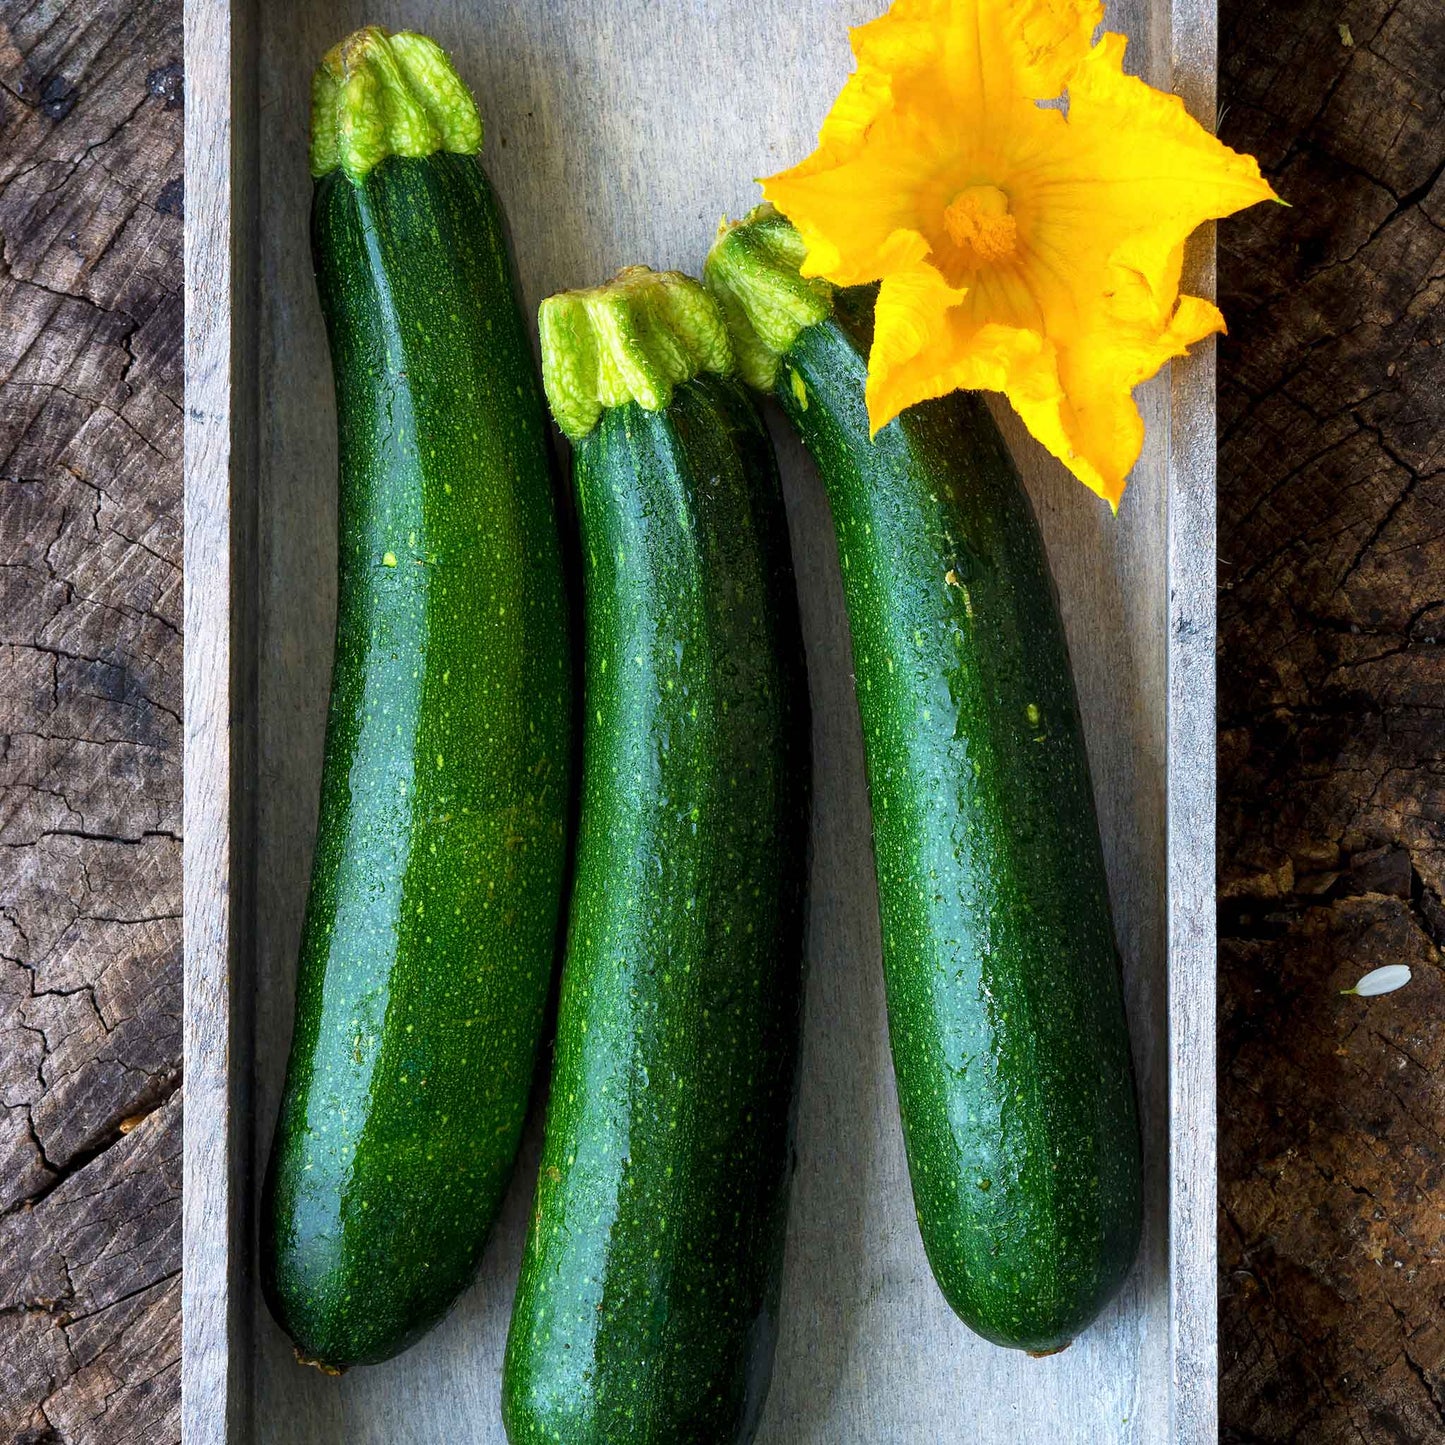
(249, 1, 1183, 1439)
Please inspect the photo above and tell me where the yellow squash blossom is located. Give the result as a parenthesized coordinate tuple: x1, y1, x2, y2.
(761, 0, 1278, 506)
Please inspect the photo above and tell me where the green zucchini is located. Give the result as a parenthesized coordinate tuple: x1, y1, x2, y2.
(706, 206, 1141, 1353)
(502, 268, 810, 1442)
(260, 28, 572, 1369)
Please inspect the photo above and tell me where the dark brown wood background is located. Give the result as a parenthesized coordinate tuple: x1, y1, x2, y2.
(1218, 0, 1445, 1440)
(0, 0, 1439, 1440)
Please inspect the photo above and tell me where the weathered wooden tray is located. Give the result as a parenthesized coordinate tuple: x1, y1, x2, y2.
(182, 0, 1218, 1440)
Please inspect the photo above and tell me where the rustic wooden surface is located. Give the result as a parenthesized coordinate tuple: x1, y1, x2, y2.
(1, 0, 1440, 1438)
(1216, 0, 1445, 1440)
(0, 0, 184, 1441)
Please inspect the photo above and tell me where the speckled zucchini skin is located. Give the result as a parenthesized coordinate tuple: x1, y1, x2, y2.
(260, 152, 572, 1368)
(776, 290, 1141, 1352)
(502, 376, 810, 1443)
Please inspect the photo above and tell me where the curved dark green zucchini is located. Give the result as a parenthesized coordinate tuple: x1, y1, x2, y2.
(502, 268, 810, 1443)
(260, 28, 572, 1369)
(706, 206, 1140, 1354)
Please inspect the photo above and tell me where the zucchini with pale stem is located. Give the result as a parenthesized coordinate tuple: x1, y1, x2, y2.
(706, 204, 1141, 1354)
(502, 267, 810, 1444)
(260, 28, 572, 1369)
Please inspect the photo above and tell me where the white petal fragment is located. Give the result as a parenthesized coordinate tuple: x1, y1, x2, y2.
(1341, 965, 1413, 998)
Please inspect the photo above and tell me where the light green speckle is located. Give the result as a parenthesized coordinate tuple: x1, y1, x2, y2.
(789, 366, 808, 410)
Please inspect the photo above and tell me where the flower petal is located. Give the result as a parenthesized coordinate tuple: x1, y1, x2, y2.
(1010, 33, 1274, 494)
(868, 303, 1058, 441)
(865, 234, 970, 427)
(857, 0, 1101, 107)
(1343, 965, 1413, 998)
(763, 106, 946, 285)
(995, 0, 1104, 98)
(850, 1, 951, 86)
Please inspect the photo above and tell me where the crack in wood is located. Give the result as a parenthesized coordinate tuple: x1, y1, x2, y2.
(1218, 0, 1445, 1438)
(0, 0, 183, 1437)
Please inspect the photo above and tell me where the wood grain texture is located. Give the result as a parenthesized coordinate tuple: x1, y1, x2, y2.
(1216, 0, 1445, 1441)
(1167, 2, 1219, 1440)
(178, 0, 1212, 1440)
(0, 0, 183, 1440)
(181, 0, 257, 1435)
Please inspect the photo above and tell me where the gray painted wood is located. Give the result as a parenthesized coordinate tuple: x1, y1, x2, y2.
(182, 1, 1218, 1439)
(1166, 3, 1220, 1441)
(182, 0, 256, 1438)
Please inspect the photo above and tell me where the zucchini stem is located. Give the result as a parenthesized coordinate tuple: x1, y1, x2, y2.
(311, 27, 482, 182)
(538, 266, 734, 442)
(704, 204, 833, 392)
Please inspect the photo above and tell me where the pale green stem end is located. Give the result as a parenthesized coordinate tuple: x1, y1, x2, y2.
(311, 27, 482, 182)
(703, 203, 834, 393)
(539, 267, 735, 442)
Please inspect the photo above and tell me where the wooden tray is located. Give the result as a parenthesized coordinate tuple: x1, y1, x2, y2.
(182, 1, 1218, 1439)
